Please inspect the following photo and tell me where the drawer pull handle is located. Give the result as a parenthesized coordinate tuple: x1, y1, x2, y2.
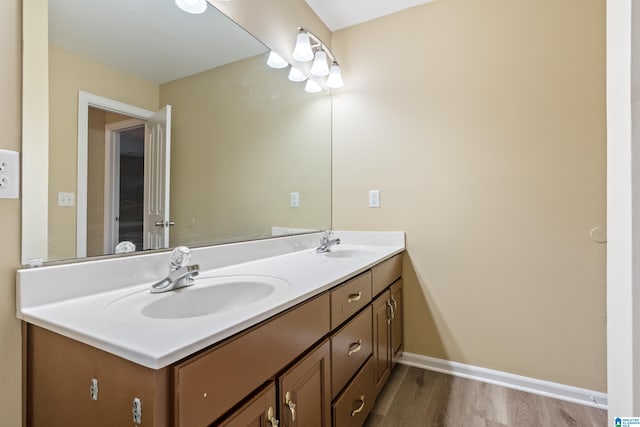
(348, 340, 362, 356)
(390, 296, 398, 312)
(351, 395, 365, 416)
(267, 406, 279, 426)
(285, 391, 296, 422)
(347, 292, 362, 304)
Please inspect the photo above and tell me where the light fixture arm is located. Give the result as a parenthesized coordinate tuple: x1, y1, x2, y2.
(298, 27, 340, 66)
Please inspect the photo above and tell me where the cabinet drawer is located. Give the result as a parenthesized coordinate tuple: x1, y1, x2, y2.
(331, 306, 372, 397)
(174, 293, 330, 427)
(332, 357, 375, 427)
(331, 271, 372, 329)
(371, 254, 402, 297)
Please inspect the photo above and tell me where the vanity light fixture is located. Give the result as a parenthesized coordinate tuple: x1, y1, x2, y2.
(265, 27, 344, 92)
(175, 0, 207, 14)
(288, 67, 307, 82)
(310, 50, 330, 77)
(326, 63, 344, 89)
(266, 51, 289, 69)
(292, 31, 314, 62)
(293, 27, 344, 90)
(304, 79, 322, 93)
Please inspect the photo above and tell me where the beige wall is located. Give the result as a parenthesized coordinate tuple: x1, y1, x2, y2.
(160, 54, 331, 245)
(48, 45, 159, 260)
(0, 0, 22, 425)
(332, 0, 607, 391)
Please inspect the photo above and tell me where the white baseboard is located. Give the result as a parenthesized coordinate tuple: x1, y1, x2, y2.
(397, 352, 608, 410)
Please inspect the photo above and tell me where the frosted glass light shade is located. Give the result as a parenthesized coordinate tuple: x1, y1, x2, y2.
(305, 79, 322, 93)
(288, 67, 307, 82)
(266, 51, 288, 69)
(175, 0, 207, 14)
(326, 64, 344, 89)
(310, 50, 330, 77)
(292, 32, 314, 62)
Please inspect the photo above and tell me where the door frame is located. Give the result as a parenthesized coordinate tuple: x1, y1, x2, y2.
(103, 118, 146, 254)
(76, 91, 154, 258)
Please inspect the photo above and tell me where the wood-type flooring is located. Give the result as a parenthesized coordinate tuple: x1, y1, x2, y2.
(364, 365, 607, 427)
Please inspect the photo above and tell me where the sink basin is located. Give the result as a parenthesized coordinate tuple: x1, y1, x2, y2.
(105, 275, 289, 320)
(320, 248, 376, 259)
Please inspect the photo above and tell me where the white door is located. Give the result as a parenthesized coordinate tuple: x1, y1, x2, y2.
(143, 105, 172, 250)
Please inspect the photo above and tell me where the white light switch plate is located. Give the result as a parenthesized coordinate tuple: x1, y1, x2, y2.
(0, 149, 20, 199)
(369, 190, 380, 208)
(290, 192, 300, 208)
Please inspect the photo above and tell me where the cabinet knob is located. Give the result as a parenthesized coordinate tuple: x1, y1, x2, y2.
(351, 395, 365, 416)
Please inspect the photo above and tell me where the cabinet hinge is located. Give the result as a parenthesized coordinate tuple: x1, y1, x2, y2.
(132, 397, 142, 424)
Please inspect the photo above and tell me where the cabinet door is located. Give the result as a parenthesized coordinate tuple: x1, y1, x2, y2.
(279, 340, 331, 427)
(219, 382, 279, 427)
(390, 279, 403, 364)
(371, 291, 391, 397)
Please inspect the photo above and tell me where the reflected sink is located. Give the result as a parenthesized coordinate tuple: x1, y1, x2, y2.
(105, 275, 289, 320)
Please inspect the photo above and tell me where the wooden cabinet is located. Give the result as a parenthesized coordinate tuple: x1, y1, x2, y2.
(25, 253, 404, 427)
(332, 357, 375, 427)
(372, 292, 391, 396)
(219, 383, 278, 427)
(390, 279, 403, 363)
(279, 340, 331, 427)
(371, 278, 403, 397)
(174, 294, 330, 427)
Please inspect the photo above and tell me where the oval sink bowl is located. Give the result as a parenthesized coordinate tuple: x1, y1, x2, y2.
(321, 248, 376, 259)
(105, 275, 289, 320)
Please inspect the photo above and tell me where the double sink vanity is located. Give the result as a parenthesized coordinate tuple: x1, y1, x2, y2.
(17, 231, 405, 427)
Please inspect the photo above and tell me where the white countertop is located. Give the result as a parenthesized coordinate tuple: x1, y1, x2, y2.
(17, 231, 404, 369)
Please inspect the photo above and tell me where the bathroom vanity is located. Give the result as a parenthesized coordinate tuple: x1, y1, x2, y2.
(18, 232, 404, 427)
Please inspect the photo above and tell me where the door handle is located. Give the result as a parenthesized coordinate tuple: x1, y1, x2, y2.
(154, 220, 176, 228)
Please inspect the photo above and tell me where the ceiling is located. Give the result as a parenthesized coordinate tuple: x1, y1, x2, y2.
(305, 0, 435, 31)
(48, 0, 434, 84)
(49, 0, 267, 84)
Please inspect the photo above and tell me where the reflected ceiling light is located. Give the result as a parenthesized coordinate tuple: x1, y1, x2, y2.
(292, 31, 314, 62)
(175, 0, 207, 14)
(266, 51, 288, 69)
(288, 67, 307, 82)
(310, 50, 330, 77)
(326, 63, 344, 89)
(305, 79, 322, 93)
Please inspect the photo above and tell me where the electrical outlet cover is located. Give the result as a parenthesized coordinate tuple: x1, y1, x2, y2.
(0, 149, 19, 199)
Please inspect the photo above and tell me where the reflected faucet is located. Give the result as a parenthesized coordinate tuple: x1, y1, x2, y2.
(316, 231, 341, 253)
(151, 246, 200, 293)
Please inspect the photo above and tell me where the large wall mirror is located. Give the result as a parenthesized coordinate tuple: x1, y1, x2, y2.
(22, 0, 332, 264)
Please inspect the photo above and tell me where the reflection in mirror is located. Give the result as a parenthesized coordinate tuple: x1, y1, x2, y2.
(22, 0, 332, 264)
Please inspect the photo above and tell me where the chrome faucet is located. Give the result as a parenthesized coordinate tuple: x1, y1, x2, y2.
(316, 231, 341, 253)
(150, 246, 200, 293)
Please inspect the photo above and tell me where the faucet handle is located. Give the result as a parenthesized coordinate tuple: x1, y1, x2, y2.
(322, 230, 334, 242)
(170, 246, 191, 272)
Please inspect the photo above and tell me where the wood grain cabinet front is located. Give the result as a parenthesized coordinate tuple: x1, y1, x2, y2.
(332, 357, 375, 427)
(330, 271, 372, 329)
(25, 252, 404, 427)
(279, 340, 332, 427)
(330, 306, 373, 398)
(174, 293, 330, 427)
(218, 382, 278, 427)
